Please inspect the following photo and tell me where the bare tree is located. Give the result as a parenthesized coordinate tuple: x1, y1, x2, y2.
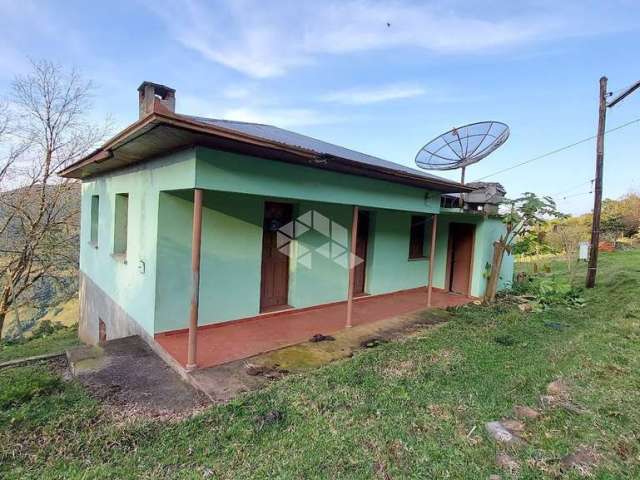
(547, 223, 588, 281)
(0, 60, 109, 338)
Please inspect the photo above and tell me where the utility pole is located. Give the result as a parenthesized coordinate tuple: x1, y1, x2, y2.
(586, 77, 640, 288)
(585, 77, 607, 288)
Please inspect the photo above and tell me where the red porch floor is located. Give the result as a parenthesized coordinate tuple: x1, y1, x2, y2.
(155, 288, 473, 369)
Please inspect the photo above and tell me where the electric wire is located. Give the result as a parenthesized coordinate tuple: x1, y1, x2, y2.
(560, 190, 593, 201)
(473, 117, 640, 181)
(551, 179, 594, 197)
(608, 80, 640, 98)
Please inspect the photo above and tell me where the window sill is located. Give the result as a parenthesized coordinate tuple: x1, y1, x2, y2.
(111, 253, 127, 264)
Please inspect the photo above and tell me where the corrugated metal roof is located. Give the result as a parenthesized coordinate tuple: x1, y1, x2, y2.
(184, 115, 452, 184)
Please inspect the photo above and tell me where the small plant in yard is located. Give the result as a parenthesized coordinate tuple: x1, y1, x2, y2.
(484, 192, 564, 303)
(510, 273, 586, 310)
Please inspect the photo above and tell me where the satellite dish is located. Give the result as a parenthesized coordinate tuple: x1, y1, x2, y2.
(415, 121, 509, 183)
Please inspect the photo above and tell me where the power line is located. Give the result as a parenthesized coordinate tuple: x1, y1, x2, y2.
(608, 80, 640, 98)
(560, 190, 593, 201)
(551, 178, 594, 197)
(474, 117, 640, 181)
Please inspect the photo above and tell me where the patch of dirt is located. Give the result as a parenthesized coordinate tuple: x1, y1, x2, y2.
(254, 410, 284, 429)
(427, 404, 452, 420)
(500, 419, 525, 433)
(614, 436, 635, 461)
(245, 364, 288, 379)
(513, 405, 540, 420)
(309, 333, 335, 342)
(427, 348, 457, 364)
(496, 452, 520, 475)
(379, 359, 416, 378)
(560, 447, 599, 476)
(546, 379, 570, 397)
(68, 337, 209, 416)
(360, 337, 388, 348)
(47, 355, 72, 378)
(539, 378, 588, 414)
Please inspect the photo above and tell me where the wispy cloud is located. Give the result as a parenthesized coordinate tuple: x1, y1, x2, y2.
(146, 0, 631, 78)
(320, 83, 425, 105)
(222, 85, 253, 100)
(180, 90, 343, 128)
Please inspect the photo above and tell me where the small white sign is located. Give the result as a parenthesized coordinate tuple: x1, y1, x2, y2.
(579, 242, 590, 261)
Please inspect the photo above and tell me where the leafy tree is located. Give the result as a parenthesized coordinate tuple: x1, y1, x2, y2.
(512, 230, 556, 256)
(600, 194, 640, 242)
(484, 192, 563, 303)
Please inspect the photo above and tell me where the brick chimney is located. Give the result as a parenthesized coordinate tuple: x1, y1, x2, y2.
(137, 81, 176, 118)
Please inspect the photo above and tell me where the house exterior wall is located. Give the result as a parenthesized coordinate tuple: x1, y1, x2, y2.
(433, 213, 514, 297)
(153, 193, 514, 333)
(154, 193, 443, 333)
(195, 147, 442, 214)
(366, 210, 433, 294)
(154, 190, 264, 333)
(78, 149, 196, 341)
(78, 145, 513, 342)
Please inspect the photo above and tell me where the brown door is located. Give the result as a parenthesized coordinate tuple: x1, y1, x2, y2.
(260, 202, 293, 311)
(447, 223, 475, 295)
(353, 211, 370, 295)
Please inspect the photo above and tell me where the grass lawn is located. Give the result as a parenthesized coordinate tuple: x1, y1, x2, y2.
(2, 250, 640, 479)
(0, 326, 80, 363)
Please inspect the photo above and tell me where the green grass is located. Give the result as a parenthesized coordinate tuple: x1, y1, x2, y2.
(2, 250, 640, 478)
(0, 326, 80, 363)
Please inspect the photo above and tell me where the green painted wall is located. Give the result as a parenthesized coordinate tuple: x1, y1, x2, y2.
(155, 190, 263, 332)
(79, 149, 197, 336)
(154, 197, 440, 331)
(431, 213, 514, 297)
(366, 210, 433, 294)
(195, 147, 442, 214)
(288, 202, 354, 308)
(152, 194, 514, 333)
(155, 197, 357, 330)
(79, 145, 513, 337)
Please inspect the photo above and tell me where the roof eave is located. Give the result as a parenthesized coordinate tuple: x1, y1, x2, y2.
(58, 113, 473, 193)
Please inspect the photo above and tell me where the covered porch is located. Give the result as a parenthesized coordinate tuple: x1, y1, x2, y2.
(156, 286, 473, 369)
(152, 147, 486, 371)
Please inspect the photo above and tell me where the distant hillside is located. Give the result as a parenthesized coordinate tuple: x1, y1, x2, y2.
(1, 297, 78, 340)
(1, 182, 81, 339)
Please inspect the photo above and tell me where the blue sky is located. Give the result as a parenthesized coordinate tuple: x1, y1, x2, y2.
(2, 0, 640, 214)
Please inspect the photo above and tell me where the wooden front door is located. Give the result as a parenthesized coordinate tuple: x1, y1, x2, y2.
(353, 211, 370, 295)
(260, 202, 293, 311)
(447, 223, 475, 295)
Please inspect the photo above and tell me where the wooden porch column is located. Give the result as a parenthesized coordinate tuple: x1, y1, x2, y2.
(186, 188, 203, 371)
(346, 205, 359, 328)
(427, 214, 439, 307)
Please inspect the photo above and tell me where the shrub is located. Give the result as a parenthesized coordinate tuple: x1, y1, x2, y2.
(510, 274, 586, 309)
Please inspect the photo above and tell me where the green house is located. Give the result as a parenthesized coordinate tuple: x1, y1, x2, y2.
(61, 82, 513, 372)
